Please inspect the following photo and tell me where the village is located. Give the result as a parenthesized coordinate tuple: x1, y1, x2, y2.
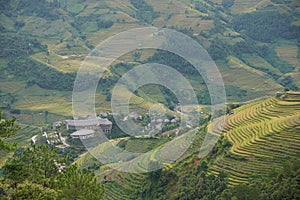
(30, 111, 183, 153)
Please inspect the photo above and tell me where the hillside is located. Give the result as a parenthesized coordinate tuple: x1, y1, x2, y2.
(0, 0, 299, 198)
(84, 92, 300, 199)
(209, 91, 300, 185)
(0, 0, 299, 124)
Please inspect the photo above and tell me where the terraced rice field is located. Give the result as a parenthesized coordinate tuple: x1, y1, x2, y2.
(93, 127, 201, 200)
(209, 92, 300, 185)
(101, 171, 147, 200)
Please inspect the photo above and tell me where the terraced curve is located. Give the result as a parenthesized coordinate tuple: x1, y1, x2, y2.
(209, 92, 300, 185)
(96, 128, 201, 200)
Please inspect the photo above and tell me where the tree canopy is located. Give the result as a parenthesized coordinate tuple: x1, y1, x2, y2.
(0, 110, 20, 150)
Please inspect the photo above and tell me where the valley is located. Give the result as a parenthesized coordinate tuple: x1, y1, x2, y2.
(0, 0, 299, 199)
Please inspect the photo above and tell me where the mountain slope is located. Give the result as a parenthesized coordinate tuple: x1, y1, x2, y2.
(209, 91, 300, 185)
(77, 92, 299, 199)
(0, 0, 299, 121)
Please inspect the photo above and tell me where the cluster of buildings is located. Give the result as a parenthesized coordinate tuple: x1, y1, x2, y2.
(53, 116, 113, 139)
(51, 111, 180, 139)
(145, 116, 180, 132)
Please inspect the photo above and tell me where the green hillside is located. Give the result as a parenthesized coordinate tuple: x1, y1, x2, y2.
(0, 0, 299, 122)
(0, 0, 299, 199)
(209, 91, 300, 185)
(87, 92, 300, 199)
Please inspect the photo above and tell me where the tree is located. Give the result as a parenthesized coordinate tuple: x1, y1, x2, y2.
(3, 145, 64, 186)
(0, 109, 20, 150)
(2, 145, 104, 199)
(10, 180, 57, 200)
(230, 184, 259, 200)
(222, 0, 234, 8)
(55, 165, 104, 200)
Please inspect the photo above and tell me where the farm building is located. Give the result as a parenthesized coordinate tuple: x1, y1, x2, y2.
(65, 117, 112, 133)
(70, 129, 95, 139)
(52, 121, 62, 129)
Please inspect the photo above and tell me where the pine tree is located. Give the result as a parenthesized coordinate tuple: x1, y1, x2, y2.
(0, 109, 20, 150)
(55, 164, 104, 200)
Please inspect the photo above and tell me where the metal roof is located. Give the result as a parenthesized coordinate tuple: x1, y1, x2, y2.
(71, 129, 95, 136)
(65, 117, 112, 127)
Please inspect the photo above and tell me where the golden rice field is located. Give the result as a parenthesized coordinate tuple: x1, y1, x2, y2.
(209, 92, 300, 185)
(31, 52, 83, 73)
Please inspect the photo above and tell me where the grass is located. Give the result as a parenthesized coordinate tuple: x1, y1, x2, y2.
(86, 23, 143, 47)
(13, 85, 72, 116)
(241, 54, 282, 76)
(0, 14, 15, 31)
(147, 0, 214, 31)
(220, 57, 282, 100)
(66, 2, 85, 14)
(231, 0, 271, 13)
(110, 84, 175, 115)
(211, 0, 222, 3)
(0, 150, 14, 168)
(31, 52, 82, 73)
(0, 81, 26, 93)
(21, 16, 71, 38)
(121, 137, 170, 153)
(0, 81, 73, 117)
(275, 45, 299, 66)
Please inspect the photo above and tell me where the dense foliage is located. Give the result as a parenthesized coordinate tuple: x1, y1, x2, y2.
(232, 12, 300, 42)
(0, 110, 19, 150)
(0, 145, 104, 199)
(128, 135, 300, 200)
(0, 35, 46, 57)
(71, 14, 114, 33)
(147, 50, 211, 104)
(130, 0, 159, 23)
(4, 57, 76, 91)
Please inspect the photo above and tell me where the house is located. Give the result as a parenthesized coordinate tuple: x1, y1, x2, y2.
(65, 117, 112, 133)
(70, 129, 95, 139)
(171, 119, 177, 123)
(156, 119, 163, 123)
(52, 121, 62, 129)
(99, 112, 108, 118)
(164, 119, 170, 123)
(128, 112, 142, 120)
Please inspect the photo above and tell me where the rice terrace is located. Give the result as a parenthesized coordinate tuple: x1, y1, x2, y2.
(0, 0, 299, 199)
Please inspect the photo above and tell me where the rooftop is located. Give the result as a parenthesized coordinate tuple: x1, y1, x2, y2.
(71, 129, 95, 137)
(65, 117, 112, 127)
